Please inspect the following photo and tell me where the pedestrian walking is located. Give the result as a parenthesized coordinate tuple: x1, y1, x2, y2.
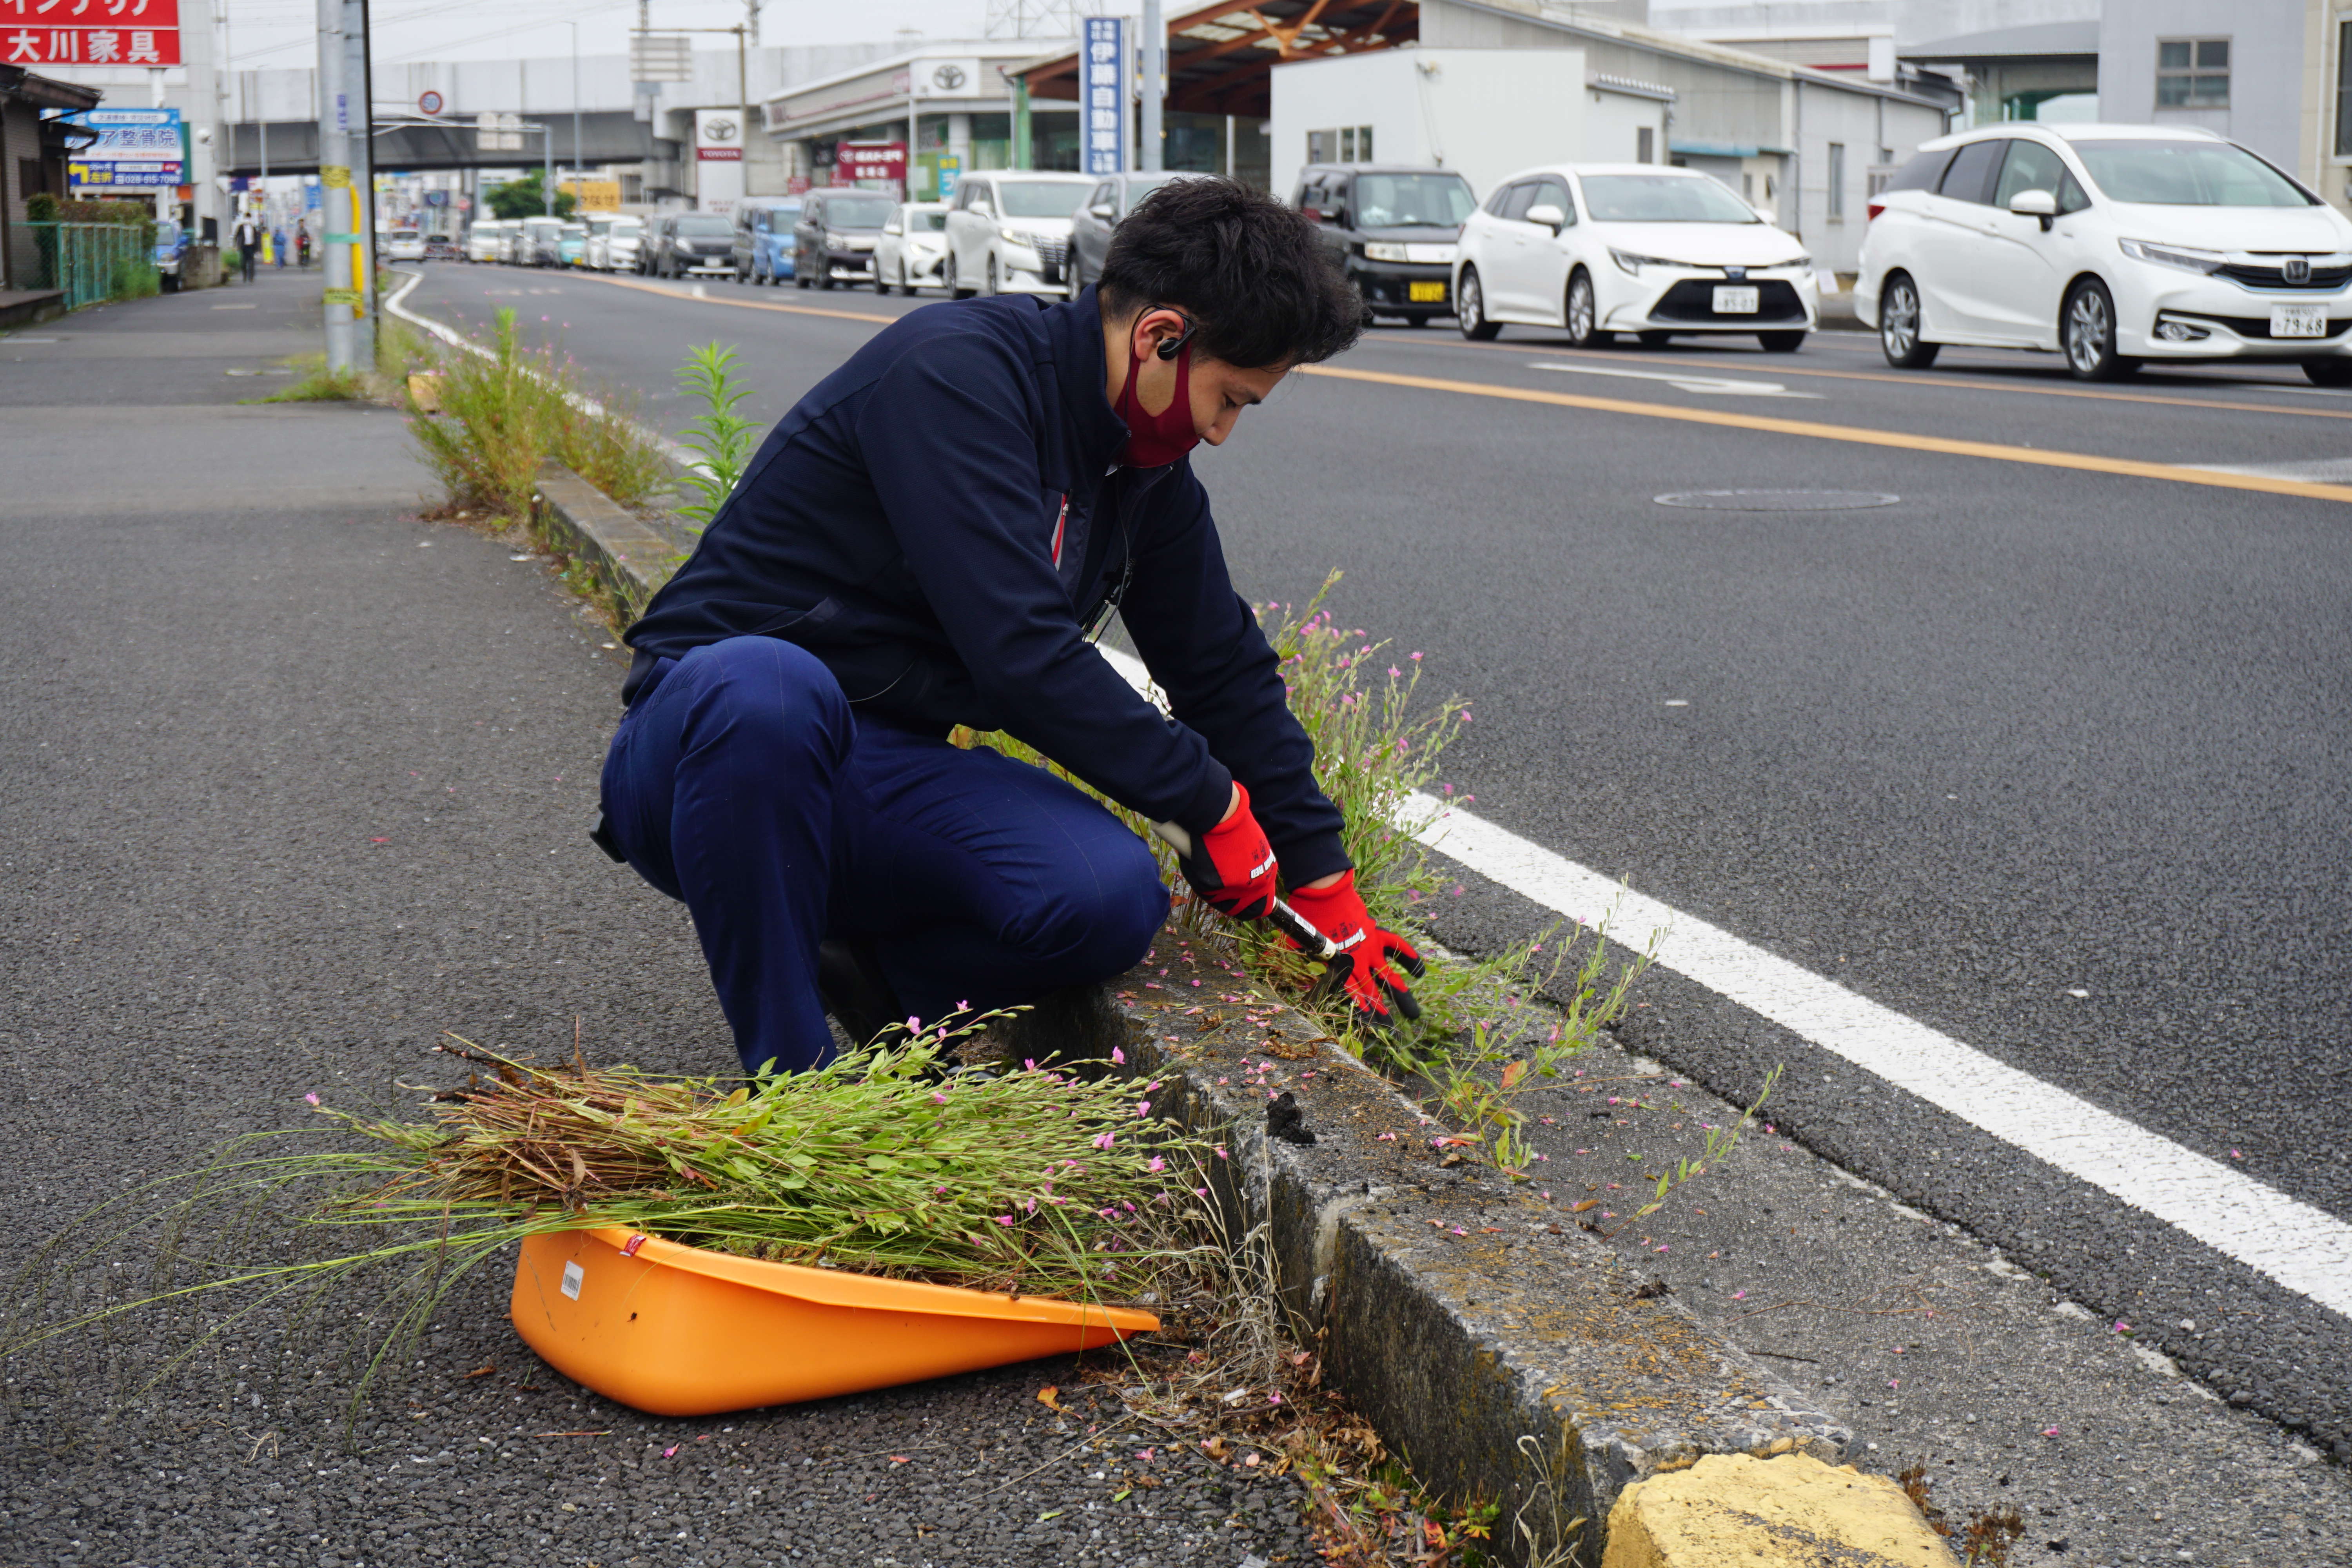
(296, 225, 311, 268)
(272, 225, 287, 268)
(600, 180, 1420, 1077)
(231, 213, 260, 283)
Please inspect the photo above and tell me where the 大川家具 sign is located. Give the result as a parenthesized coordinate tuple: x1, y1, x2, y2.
(5, 0, 181, 67)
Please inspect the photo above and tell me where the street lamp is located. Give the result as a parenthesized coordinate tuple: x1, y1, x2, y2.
(564, 19, 582, 209)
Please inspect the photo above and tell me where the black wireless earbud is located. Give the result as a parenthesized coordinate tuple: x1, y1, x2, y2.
(1155, 312, 1197, 361)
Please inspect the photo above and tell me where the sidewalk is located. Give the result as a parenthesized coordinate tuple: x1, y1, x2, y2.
(0, 269, 1314, 1568)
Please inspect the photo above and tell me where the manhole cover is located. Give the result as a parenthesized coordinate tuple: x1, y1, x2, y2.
(1653, 489, 1900, 512)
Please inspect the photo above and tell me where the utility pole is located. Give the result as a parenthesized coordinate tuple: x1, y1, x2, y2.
(315, 0, 357, 375)
(343, 0, 376, 365)
(1140, 0, 1163, 173)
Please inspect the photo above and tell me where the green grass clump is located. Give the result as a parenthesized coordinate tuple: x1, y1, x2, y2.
(405, 305, 666, 522)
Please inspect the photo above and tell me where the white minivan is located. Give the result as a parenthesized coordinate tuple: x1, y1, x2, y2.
(942, 171, 1097, 299)
(1858, 123, 2352, 383)
(465, 220, 512, 264)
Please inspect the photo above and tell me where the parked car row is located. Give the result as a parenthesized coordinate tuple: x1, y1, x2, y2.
(459, 215, 602, 269)
(445, 122, 2350, 386)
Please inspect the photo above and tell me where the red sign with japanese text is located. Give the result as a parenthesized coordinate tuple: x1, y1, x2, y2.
(3, 0, 181, 68)
(837, 141, 907, 188)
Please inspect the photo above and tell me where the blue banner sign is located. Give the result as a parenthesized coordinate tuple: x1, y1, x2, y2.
(1080, 16, 1126, 176)
(65, 107, 183, 189)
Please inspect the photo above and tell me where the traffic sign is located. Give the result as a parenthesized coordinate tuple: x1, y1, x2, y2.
(630, 33, 693, 83)
(418, 89, 444, 116)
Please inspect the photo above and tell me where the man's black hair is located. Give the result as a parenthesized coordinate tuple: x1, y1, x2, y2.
(1098, 178, 1361, 370)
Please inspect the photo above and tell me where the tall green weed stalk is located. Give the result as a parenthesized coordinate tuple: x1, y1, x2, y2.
(406, 305, 664, 522)
(673, 341, 759, 528)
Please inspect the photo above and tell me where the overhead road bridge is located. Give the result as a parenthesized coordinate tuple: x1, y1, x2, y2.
(220, 111, 664, 179)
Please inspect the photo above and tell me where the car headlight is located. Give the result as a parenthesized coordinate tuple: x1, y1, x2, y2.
(826, 230, 847, 247)
(1610, 247, 1690, 275)
(1004, 229, 1044, 251)
(1775, 254, 1811, 271)
(1362, 241, 1409, 263)
(2117, 238, 2226, 274)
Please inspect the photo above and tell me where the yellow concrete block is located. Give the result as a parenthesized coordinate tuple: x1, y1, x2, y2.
(1602, 1452, 1961, 1568)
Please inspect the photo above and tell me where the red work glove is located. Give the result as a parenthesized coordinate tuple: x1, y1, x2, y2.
(1176, 782, 1280, 921)
(1282, 870, 1426, 1031)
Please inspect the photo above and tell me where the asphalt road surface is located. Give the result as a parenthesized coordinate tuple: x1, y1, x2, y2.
(0, 271, 1316, 1568)
(392, 263, 2352, 1479)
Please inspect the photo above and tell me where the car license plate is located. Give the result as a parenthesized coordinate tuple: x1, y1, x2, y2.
(1408, 280, 1446, 303)
(2272, 304, 2328, 338)
(1713, 285, 1760, 314)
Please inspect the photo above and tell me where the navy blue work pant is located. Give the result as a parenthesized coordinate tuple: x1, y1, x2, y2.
(599, 636, 1169, 1074)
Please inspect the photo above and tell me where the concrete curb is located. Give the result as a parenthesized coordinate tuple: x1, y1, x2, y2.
(530, 459, 688, 623)
(534, 454, 1855, 1566)
(995, 958, 1849, 1566)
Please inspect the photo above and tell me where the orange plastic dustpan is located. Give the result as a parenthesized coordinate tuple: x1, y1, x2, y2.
(509, 1227, 1159, 1417)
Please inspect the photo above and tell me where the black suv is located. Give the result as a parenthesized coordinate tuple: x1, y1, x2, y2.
(792, 188, 898, 290)
(1294, 165, 1479, 326)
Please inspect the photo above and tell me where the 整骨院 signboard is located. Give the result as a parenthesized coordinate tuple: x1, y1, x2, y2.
(5, 0, 181, 67)
(66, 107, 185, 190)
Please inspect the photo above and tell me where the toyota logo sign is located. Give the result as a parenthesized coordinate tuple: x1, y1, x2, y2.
(932, 64, 967, 92)
(704, 116, 739, 143)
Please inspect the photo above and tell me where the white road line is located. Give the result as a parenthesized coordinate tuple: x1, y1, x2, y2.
(1096, 642, 2352, 1320)
(1525, 361, 1820, 398)
(2188, 456, 2352, 482)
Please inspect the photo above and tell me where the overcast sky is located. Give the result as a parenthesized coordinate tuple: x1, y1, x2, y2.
(219, 0, 1045, 71)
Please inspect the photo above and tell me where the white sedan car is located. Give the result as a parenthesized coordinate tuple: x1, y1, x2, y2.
(586, 215, 645, 273)
(1455, 164, 1817, 350)
(1858, 123, 2352, 383)
(943, 171, 1098, 299)
(874, 202, 948, 295)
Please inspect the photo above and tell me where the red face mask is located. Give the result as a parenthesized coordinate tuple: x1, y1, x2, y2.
(1112, 328, 1200, 468)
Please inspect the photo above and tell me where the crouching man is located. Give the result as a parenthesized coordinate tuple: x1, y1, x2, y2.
(599, 179, 1423, 1074)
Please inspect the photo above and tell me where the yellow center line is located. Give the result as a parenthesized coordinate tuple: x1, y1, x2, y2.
(1364, 333, 2352, 420)
(1297, 362, 2352, 505)
(574, 268, 900, 326)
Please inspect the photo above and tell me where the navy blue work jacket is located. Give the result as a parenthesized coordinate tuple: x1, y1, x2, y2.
(622, 286, 1349, 883)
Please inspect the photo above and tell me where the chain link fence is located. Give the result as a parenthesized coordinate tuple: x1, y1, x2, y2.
(22, 222, 158, 311)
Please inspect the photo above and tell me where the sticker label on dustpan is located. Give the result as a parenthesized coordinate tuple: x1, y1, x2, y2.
(561, 1260, 584, 1300)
